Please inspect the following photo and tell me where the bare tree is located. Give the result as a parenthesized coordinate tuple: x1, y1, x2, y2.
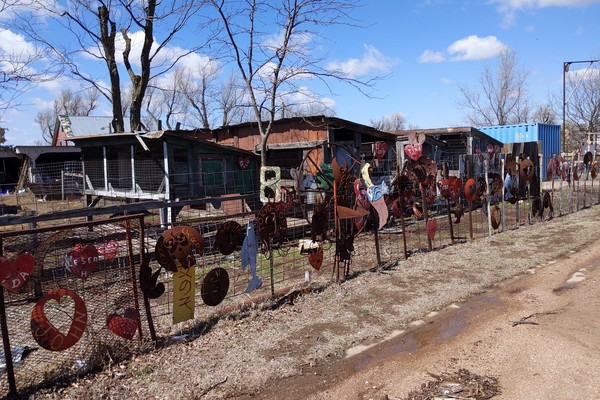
(18, 1, 206, 133)
(370, 112, 406, 132)
(35, 88, 100, 143)
(564, 63, 600, 149)
(144, 68, 190, 130)
(532, 103, 557, 125)
(458, 48, 531, 126)
(209, 0, 374, 166)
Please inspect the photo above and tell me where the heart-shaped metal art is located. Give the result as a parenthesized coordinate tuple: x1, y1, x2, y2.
(31, 288, 88, 351)
(0, 252, 35, 293)
(308, 247, 324, 271)
(107, 307, 139, 340)
(64, 244, 99, 280)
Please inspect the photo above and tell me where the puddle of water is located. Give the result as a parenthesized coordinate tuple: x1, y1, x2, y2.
(348, 295, 500, 372)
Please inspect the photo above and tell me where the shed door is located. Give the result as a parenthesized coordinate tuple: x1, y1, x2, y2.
(201, 158, 224, 196)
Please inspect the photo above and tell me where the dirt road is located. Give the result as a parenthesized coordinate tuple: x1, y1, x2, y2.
(256, 234, 600, 399)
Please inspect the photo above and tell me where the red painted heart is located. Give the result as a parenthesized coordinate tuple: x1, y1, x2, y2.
(31, 288, 88, 351)
(404, 143, 423, 161)
(308, 247, 323, 271)
(427, 219, 438, 240)
(97, 240, 119, 261)
(374, 141, 388, 160)
(107, 307, 139, 340)
(64, 244, 99, 279)
(238, 156, 250, 169)
(0, 253, 35, 293)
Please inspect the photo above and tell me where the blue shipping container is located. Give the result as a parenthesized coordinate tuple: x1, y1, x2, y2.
(478, 123, 561, 181)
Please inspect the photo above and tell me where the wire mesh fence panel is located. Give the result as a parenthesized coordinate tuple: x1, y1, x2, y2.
(0, 215, 150, 398)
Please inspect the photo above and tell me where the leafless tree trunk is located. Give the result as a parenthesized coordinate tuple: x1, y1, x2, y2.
(458, 48, 531, 126)
(209, 0, 373, 166)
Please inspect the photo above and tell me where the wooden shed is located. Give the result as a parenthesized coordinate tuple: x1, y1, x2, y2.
(201, 115, 398, 177)
(70, 130, 259, 222)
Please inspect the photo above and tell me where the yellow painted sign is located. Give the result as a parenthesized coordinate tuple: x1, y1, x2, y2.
(173, 265, 195, 324)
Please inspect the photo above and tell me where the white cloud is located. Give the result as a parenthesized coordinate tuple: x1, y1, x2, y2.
(419, 50, 446, 63)
(448, 35, 507, 61)
(440, 78, 454, 84)
(0, 29, 37, 54)
(327, 44, 398, 78)
(419, 35, 506, 64)
(489, 0, 600, 26)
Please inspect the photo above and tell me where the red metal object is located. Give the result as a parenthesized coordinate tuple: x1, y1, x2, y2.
(31, 289, 88, 351)
(0, 253, 35, 292)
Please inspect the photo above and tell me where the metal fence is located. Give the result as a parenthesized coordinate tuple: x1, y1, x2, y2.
(0, 153, 598, 397)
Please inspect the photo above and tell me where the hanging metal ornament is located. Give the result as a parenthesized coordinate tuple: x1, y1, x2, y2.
(491, 205, 502, 230)
(214, 221, 245, 255)
(256, 202, 287, 249)
(155, 226, 204, 272)
(139, 255, 165, 299)
(31, 289, 88, 351)
(519, 159, 535, 182)
(201, 267, 230, 306)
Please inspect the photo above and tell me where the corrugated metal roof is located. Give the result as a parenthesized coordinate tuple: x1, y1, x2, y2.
(59, 115, 132, 137)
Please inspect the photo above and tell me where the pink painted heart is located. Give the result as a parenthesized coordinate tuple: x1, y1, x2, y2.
(98, 240, 119, 261)
(107, 307, 139, 340)
(404, 143, 423, 161)
(64, 244, 99, 279)
(238, 156, 250, 169)
(374, 141, 388, 160)
(0, 253, 35, 293)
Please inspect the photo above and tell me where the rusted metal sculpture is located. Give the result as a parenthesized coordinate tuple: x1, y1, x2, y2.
(311, 202, 329, 241)
(214, 221, 245, 256)
(201, 267, 230, 307)
(139, 255, 165, 299)
(256, 202, 288, 250)
(155, 226, 204, 272)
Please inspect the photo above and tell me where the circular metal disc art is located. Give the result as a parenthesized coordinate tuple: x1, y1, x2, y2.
(201, 267, 230, 306)
(214, 221, 245, 255)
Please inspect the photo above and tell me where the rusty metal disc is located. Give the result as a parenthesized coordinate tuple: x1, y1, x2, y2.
(201, 267, 230, 307)
(491, 205, 501, 230)
(592, 161, 598, 179)
(519, 159, 535, 182)
(464, 178, 477, 202)
(214, 221, 245, 255)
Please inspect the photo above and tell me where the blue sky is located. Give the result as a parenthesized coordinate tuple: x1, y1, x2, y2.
(1, 0, 600, 146)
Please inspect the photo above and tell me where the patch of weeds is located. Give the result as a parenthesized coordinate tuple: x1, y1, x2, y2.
(132, 365, 155, 382)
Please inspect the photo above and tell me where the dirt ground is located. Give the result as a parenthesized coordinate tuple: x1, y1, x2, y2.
(31, 205, 600, 400)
